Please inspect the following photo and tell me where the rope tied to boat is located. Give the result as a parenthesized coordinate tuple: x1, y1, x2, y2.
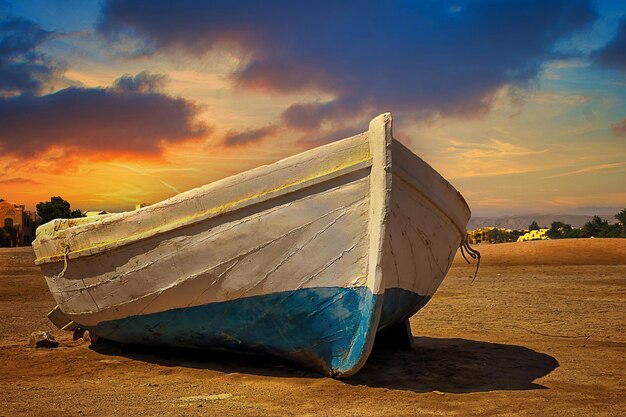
(58, 246, 70, 278)
(460, 239, 481, 282)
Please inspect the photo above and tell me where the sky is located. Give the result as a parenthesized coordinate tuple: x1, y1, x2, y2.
(0, 0, 625, 217)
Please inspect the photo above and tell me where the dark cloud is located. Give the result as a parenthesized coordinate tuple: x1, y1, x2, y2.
(0, 72, 210, 159)
(223, 125, 277, 147)
(111, 70, 167, 93)
(593, 18, 626, 72)
(612, 118, 626, 137)
(0, 14, 64, 96)
(282, 100, 366, 131)
(0, 14, 211, 161)
(298, 126, 364, 148)
(98, 0, 596, 129)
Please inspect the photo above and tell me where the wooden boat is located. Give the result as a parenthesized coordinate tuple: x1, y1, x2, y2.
(33, 113, 471, 377)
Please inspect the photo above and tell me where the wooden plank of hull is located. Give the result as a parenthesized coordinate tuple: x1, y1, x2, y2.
(43, 173, 372, 325)
(33, 133, 372, 265)
(33, 113, 470, 377)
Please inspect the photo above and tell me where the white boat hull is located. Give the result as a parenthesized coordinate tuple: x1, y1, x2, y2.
(33, 113, 470, 376)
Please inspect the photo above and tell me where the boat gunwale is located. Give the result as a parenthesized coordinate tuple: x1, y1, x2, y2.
(34, 157, 373, 265)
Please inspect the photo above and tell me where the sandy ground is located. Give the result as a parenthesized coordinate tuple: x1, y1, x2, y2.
(0, 239, 625, 416)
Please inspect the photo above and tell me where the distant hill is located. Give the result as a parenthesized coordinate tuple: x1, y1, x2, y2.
(468, 214, 616, 231)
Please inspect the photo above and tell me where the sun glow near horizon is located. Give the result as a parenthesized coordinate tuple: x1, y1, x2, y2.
(1, 1, 625, 216)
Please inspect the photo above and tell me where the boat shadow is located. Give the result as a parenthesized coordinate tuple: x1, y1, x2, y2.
(90, 336, 559, 393)
(349, 336, 560, 393)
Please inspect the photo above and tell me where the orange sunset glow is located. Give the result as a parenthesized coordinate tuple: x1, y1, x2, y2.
(1, 1, 625, 217)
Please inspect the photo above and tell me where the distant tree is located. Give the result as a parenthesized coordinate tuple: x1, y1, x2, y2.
(0, 228, 7, 246)
(602, 224, 622, 238)
(564, 227, 582, 239)
(528, 221, 540, 231)
(0, 227, 9, 247)
(615, 208, 626, 237)
(511, 230, 525, 240)
(548, 221, 567, 239)
(582, 215, 609, 238)
(0, 225, 17, 247)
(546, 220, 584, 239)
(36, 196, 85, 225)
(486, 228, 514, 243)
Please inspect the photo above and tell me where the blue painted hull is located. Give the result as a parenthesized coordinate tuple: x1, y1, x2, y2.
(87, 287, 428, 376)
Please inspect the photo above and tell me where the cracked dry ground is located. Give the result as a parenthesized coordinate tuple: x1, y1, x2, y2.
(1, 239, 625, 416)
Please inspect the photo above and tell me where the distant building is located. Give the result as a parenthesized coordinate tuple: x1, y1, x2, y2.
(0, 199, 36, 246)
(467, 227, 495, 244)
(467, 226, 517, 244)
(517, 228, 550, 242)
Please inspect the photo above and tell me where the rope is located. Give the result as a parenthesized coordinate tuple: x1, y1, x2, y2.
(460, 239, 481, 282)
(459, 242, 470, 264)
(58, 246, 70, 278)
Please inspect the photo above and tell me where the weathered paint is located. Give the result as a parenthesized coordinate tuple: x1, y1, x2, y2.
(42, 173, 372, 325)
(33, 113, 471, 377)
(87, 286, 427, 376)
(34, 134, 372, 264)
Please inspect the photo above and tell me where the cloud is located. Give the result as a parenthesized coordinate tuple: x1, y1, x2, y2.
(98, 0, 596, 128)
(298, 125, 364, 148)
(442, 138, 550, 179)
(281, 100, 371, 130)
(612, 118, 626, 136)
(446, 138, 547, 159)
(223, 125, 277, 147)
(158, 179, 180, 194)
(111, 71, 167, 93)
(593, 18, 626, 72)
(0, 71, 210, 159)
(545, 162, 626, 179)
(542, 192, 626, 208)
(0, 14, 211, 163)
(0, 14, 64, 96)
(0, 177, 42, 185)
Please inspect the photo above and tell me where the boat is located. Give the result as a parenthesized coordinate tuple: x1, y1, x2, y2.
(33, 113, 471, 377)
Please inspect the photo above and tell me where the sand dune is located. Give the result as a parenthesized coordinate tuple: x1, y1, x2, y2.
(455, 238, 626, 266)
